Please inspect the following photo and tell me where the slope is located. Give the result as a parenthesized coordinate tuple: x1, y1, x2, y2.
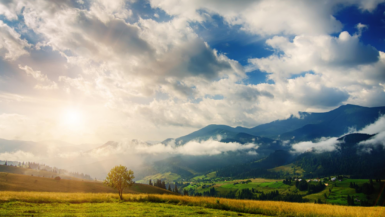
(0, 171, 176, 194)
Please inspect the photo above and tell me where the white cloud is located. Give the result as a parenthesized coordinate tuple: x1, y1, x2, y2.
(0, 150, 39, 162)
(0, 20, 30, 60)
(358, 115, 385, 147)
(291, 137, 340, 153)
(360, 115, 385, 134)
(249, 32, 379, 79)
(359, 131, 385, 147)
(247, 31, 385, 110)
(19, 65, 58, 90)
(176, 139, 257, 156)
(149, 0, 385, 36)
(89, 137, 258, 156)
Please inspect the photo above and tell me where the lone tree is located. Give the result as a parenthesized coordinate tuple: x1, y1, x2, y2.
(104, 165, 135, 200)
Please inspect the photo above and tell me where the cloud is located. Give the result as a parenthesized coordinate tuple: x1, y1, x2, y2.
(358, 115, 385, 147)
(0, 150, 39, 162)
(19, 65, 58, 89)
(149, 0, 384, 36)
(0, 20, 31, 60)
(359, 115, 385, 134)
(291, 137, 340, 153)
(175, 139, 257, 156)
(246, 31, 385, 111)
(88, 137, 259, 157)
(359, 131, 385, 147)
(249, 32, 379, 79)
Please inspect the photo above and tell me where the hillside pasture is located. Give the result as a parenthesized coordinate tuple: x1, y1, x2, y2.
(268, 163, 305, 176)
(136, 172, 181, 184)
(1, 201, 259, 217)
(0, 192, 384, 217)
(0, 172, 176, 195)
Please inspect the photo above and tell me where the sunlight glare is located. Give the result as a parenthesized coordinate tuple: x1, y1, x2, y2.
(62, 108, 83, 127)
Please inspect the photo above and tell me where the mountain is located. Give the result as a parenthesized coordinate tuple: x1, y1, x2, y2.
(167, 104, 385, 144)
(216, 150, 294, 178)
(294, 133, 384, 178)
(162, 124, 245, 145)
(213, 132, 385, 179)
(279, 105, 385, 141)
(145, 104, 385, 180)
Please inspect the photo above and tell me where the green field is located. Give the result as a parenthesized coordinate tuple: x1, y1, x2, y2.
(182, 175, 384, 206)
(268, 163, 305, 176)
(185, 178, 294, 196)
(324, 179, 376, 205)
(0, 201, 259, 217)
(137, 172, 181, 184)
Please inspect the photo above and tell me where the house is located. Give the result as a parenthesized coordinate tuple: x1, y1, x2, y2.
(331, 177, 336, 181)
(298, 179, 302, 181)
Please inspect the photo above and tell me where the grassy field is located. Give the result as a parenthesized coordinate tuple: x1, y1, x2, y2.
(0, 201, 260, 217)
(183, 176, 385, 207)
(0, 172, 176, 195)
(0, 191, 384, 217)
(304, 179, 383, 205)
(268, 163, 305, 176)
(186, 178, 293, 196)
(137, 172, 181, 184)
(325, 179, 379, 205)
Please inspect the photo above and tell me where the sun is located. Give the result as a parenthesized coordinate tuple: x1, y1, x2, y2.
(62, 108, 83, 127)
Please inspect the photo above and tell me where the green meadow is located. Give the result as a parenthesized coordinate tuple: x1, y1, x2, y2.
(0, 201, 260, 217)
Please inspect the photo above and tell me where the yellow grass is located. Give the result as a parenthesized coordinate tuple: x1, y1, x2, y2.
(0, 191, 384, 217)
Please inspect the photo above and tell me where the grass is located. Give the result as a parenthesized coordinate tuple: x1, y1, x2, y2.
(186, 178, 296, 197)
(206, 171, 217, 178)
(0, 201, 260, 216)
(0, 191, 384, 217)
(323, 179, 379, 205)
(269, 163, 304, 176)
(184, 176, 385, 208)
(0, 172, 176, 195)
(137, 172, 181, 184)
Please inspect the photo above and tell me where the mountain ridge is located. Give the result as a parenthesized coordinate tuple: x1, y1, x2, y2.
(164, 104, 385, 144)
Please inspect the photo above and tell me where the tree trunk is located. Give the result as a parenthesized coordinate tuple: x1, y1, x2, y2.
(119, 191, 123, 200)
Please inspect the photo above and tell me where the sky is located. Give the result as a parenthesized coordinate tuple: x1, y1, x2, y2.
(0, 0, 385, 146)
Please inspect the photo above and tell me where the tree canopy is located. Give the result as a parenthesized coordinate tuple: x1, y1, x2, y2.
(104, 165, 135, 200)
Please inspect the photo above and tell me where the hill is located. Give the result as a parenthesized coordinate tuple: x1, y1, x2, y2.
(0, 165, 88, 181)
(0, 172, 176, 195)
